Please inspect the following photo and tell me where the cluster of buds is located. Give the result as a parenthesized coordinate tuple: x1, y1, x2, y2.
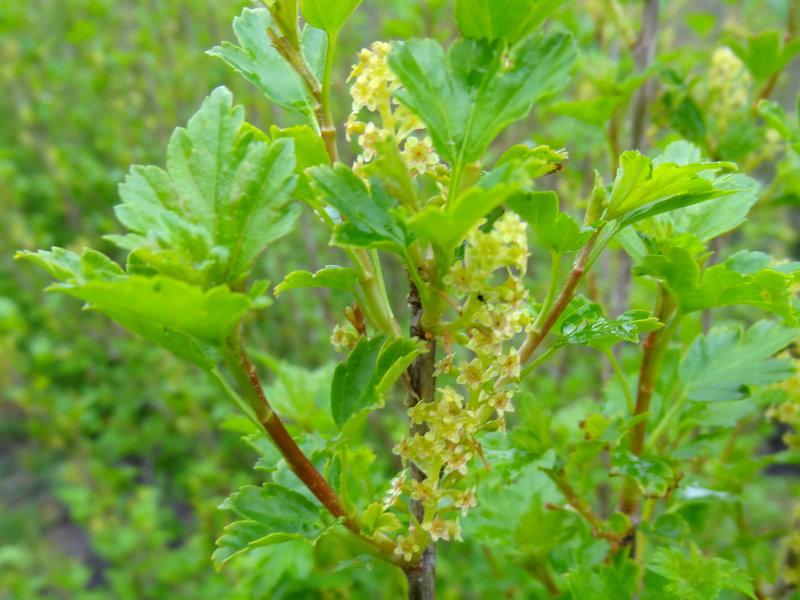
(346, 41, 444, 178)
(707, 47, 751, 128)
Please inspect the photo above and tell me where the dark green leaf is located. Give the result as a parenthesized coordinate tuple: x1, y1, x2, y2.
(330, 335, 421, 426)
(557, 301, 662, 349)
(308, 164, 412, 253)
(634, 246, 799, 321)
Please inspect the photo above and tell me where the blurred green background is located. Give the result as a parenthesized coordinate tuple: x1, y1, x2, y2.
(2, 1, 799, 598)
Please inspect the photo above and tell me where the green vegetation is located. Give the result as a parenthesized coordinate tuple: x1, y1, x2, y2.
(4, 1, 800, 598)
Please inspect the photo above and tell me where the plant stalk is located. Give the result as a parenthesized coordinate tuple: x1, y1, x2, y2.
(223, 331, 401, 562)
(619, 288, 679, 537)
(404, 280, 437, 599)
(517, 230, 601, 369)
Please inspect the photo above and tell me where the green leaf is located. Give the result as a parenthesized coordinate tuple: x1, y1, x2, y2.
(606, 142, 736, 220)
(364, 136, 417, 209)
(557, 301, 662, 349)
(17, 248, 252, 368)
(566, 558, 638, 600)
(213, 483, 328, 569)
(330, 335, 421, 427)
(634, 246, 799, 321)
(208, 8, 325, 118)
(300, 0, 362, 34)
(679, 320, 799, 402)
(107, 87, 300, 288)
(269, 125, 330, 202)
(307, 164, 412, 253)
(388, 32, 575, 167)
(648, 545, 756, 600)
(508, 190, 590, 254)
(495, 144, 569, 179)
(454, 0, 565, 43)
(643, 173, 760, 243)
(729, 30, 800, 83)
(274, 266, 358, 296)
(404, 163, 523, 268)
(758, 99, 800, 152)
(611, 449, 674, 497)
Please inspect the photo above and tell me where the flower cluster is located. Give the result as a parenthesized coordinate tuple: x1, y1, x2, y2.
(379, 214, 532, 560)
(346, 41, 443, 178)
(708, 47, 751, 126)
(767, 362, 800, 449)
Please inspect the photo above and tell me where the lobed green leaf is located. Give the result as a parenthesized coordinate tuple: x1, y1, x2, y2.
(388, 32, 575, 168)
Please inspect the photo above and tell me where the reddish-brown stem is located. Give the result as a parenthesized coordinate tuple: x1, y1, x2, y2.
(544, 470, 620, 548)
(619, 287, 678, 523)
(225, 334, 401, 563)
(517, 230, 600, 369)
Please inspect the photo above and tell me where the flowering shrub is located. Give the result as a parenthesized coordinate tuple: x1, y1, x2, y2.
(16, 0, 800, 598)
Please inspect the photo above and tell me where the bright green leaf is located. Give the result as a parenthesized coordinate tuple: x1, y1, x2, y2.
(495, 144, 569, 179)
(611, 449, 674, 497)
(213, 483, 328, 569)
(566, 557, 638, 600)
(454, 0, 565, 43)
(208, 8, 325, 119)
(679, 320, 799, 402)
(508, 190, 590, 254)
(404, 165, 522, 268)
(17, 248, 252, 368)
(107, 87, 300, 288)
(301, 0, 362, 34)
(648, 545, 756, 600)
(729, 30, 800, 83)
(606, 142, 736, 220)
(389, 32, 575, 167)
(269, 124, 330, 201)
(274, 266, 358, 296)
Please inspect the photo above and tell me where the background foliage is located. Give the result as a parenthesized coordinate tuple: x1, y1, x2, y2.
(2, 0, 800, 598)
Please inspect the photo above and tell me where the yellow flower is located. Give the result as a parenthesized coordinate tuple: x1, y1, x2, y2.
(422, 518, 453, 542)
(394, 534, 420, 562)
(357, 122, 388, 162)
(402, 136, 439, 175)
(456, 358, 490, 390)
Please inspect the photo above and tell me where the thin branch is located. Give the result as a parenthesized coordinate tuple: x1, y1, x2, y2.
(222, 331, 403, 564)
(516, 229, 601, 371)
